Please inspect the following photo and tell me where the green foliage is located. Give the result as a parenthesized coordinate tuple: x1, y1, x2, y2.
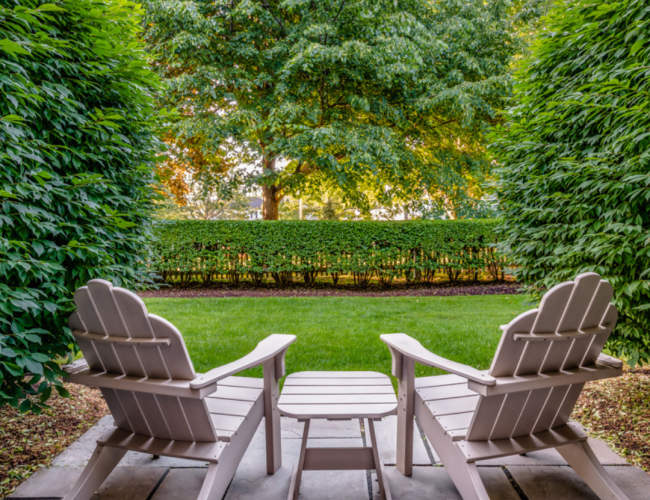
(144, 0, 521, 218)
(492, 0, 650, 365)
(153, 220, 505, 285)
(0, 0, 161, 411)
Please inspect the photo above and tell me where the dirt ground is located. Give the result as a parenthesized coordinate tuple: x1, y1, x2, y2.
(0, 384, 108, 498)
(573, 366, 650, 473)
(140, 281, 522, 298)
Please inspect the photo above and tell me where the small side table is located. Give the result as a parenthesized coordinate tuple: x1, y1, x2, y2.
(278, 371, 398, 500)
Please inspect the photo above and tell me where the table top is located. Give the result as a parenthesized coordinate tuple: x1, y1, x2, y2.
(278, 371, 398, 419)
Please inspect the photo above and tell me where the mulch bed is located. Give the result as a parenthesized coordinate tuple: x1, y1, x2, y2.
(0, 384, 109, 498)
(573, 366, 650, 472)
(140, 281, 522, 298)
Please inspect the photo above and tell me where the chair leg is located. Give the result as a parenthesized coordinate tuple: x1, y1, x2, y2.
(63, 445, 126, 500)
(556, 441, 630, 500)
(418, 415, 489, 500)
(197, 460, 243, 500)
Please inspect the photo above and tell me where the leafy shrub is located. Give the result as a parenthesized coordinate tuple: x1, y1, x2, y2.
(492, 0, 650, 365)
(153, 220, 505, 286)
(0, 0, 160, 411)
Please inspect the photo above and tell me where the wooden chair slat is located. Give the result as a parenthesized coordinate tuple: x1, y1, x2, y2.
(489, 392, 529, 440)
(115, 390, 152, 437)
(489, 309, 537, 377)
(182, 398, 218, 442)
(149, 315, 195, 381)
(155, 395, 196, 442)
(465, 394, 505, 441)
(87, 280, 130, 337)
(583, 304, 618, 365)
(531, 386, 570, 434)
(101, 388, 132, 433)
(426, 396, 480, 416)
(510, 387, 552, 437)
(581, 280, 614, 329)
(557, 273, 601, 332)
(552, 383, 584, 428)
(136, 393, 173, 440)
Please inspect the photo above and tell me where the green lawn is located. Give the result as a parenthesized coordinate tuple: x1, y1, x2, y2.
(144, 294, 531, 381)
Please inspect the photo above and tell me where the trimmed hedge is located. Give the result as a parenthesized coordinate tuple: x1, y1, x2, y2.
(153, 220, 505, 286)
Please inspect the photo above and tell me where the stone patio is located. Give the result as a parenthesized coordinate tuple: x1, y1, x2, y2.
(9, 415, 650, 500)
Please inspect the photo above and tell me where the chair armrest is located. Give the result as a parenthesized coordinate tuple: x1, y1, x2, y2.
(190, 334, 297, 389)
(597, 353, 623, 368)
(380, 333, 496, 386)
(62, 358, 89, 375)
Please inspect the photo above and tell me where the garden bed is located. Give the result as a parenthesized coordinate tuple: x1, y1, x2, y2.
(573, 366, 650, 473)
(0, 384, 108, 498)
(141, 280, 520, 298)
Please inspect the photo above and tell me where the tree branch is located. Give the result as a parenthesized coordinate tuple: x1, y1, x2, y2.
(261, 2, 285, 32)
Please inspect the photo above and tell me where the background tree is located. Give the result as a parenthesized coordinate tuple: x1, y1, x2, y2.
(0, 0, 161, 411)
(144, 0, 521, 219)
(492, 0, 650, 365)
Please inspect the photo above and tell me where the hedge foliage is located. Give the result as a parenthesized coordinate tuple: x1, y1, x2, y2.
(153, 220, 505, 286)
(492, 0, 650, 365)
(0, 0, 160, 412)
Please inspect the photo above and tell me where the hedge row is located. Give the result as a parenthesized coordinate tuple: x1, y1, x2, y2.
(152, 220, 506, 286)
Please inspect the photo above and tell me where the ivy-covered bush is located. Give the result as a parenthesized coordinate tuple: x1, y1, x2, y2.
(0, 0, 161, 411)
(153, 220, 504, 286)
(492, 0, 650, 365)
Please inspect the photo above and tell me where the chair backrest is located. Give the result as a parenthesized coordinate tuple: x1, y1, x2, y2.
(69, 279, 217, 443)
(465, 272, 618, 441)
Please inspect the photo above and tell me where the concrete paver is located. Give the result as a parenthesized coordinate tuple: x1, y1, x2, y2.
(371, 466, 520, 500)
(371, 416, 432, 465)
(510, 465, 650, 500)
(10, 467, 84, 498)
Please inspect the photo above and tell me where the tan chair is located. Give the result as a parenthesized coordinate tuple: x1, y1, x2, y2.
(62, 279, 296, 500)
(382, 272, 629, 500)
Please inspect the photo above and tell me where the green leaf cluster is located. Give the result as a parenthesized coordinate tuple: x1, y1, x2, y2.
(144, 0, 522, 217)
(491, 0, 650, 365)
(0, 0, 161, 411)
(153, 220, 505, 286)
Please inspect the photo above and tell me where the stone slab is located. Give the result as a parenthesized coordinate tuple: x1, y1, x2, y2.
(9, 467, 84, 499)
(9, 467, 166, 500)
(370, 466, 520, 500)
(150, 469, 208, 500)
(52, 416, 115, 468)
(510, 465, 650, 500)
(587, 438, 629, 465)
(224, 427, 371, 500)
(371, 416, 432, 465)
(281, 417, 362, 439)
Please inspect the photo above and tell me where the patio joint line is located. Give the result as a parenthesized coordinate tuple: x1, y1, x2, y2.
(144, 467, 170, 500)
(501, 466, 530, 500)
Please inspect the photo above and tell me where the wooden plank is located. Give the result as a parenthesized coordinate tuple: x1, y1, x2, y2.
(277, 403, 397, 419)
(64, 369, 216, 399)
(209, 385, 263, 402)
(149, 314, 196, 380)
(489, 391, 529, 440)
(489, 309, 538, 377)
(510, 388, 551, 437)
(156, 395, 195, 442)
(217, 376, 264, 389)
(206, 398, 254, 417)
(210, 413, 245, 433)
(531, 281, 575, 333)
(280, 385, 395, 395)
(73, 331, 170, 346)
(278, 394, 397, 405)
(415, 374, 468, 389)
(416, 384, 478, 401)
(459, 422, 588, 462)
(183, 398, 218, 442)
(465, 395, 505, 441)
(397, 356, 415, 477)
(97, 428, 226, 463)
(435, 412, 474, 432)
(289, 371, 386, 379)
(425, 396, 480, 416)
(467, 362, 622, 396)
(532, 385, 570, 434)
(557, 273, 601, 332)
(284, 378, 392, 386)
(581, 280, 614, 329)
(302, 447, 376, 471)
(513, 326, 606, 341)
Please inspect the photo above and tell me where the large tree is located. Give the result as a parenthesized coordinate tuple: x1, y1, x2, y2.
(145, 0, 520, 219)
(492, 0, 650, 365)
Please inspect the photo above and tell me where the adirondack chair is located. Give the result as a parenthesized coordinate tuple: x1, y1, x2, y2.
(382, 272, 629, 500)
(61, 279, 296, 500)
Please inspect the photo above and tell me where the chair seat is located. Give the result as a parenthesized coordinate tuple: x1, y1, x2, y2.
(415, 374, 482, 441)
(206, 376, 264, 441)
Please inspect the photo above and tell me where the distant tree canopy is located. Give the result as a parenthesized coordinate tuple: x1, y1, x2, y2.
(144, 0, 521, 219)
(492, 0, 650, 365)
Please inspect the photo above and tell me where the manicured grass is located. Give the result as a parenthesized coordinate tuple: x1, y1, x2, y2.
(144, 295, 531, 381)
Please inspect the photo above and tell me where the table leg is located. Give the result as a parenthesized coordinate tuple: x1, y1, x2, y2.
(367, 419, 391, 500)
(288, 419, 311, 500)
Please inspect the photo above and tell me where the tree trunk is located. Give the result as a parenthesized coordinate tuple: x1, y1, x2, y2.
(262, 185, 280, 220)
(261, 156, 282, 220)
